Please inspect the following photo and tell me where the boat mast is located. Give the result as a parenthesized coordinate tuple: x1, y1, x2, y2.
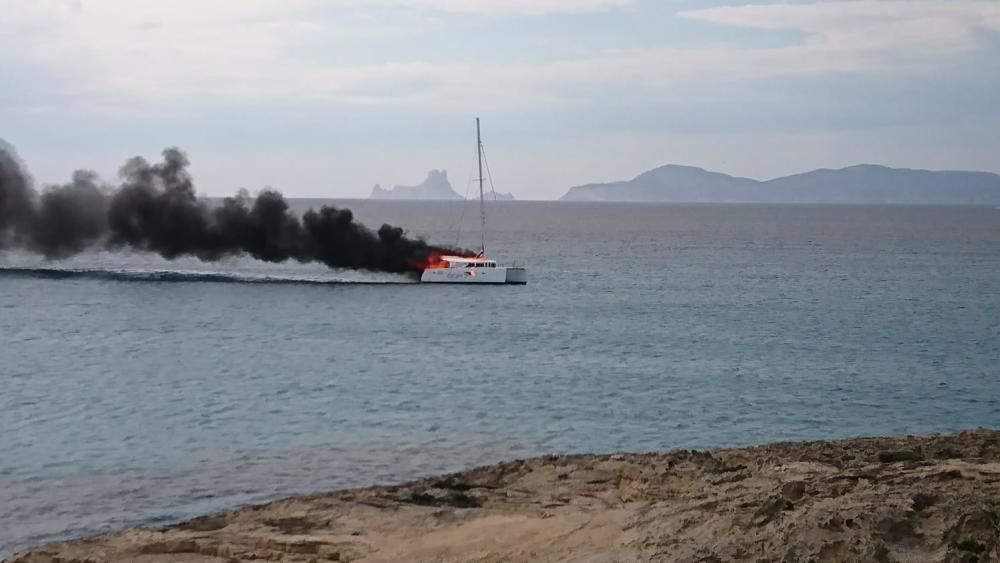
(476, 117, 486, 258)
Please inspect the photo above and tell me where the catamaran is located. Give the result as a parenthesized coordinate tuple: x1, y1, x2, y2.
(420, 118, 527, 285)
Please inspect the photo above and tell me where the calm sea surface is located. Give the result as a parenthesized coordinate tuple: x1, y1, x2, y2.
(2, 201, 999, 554)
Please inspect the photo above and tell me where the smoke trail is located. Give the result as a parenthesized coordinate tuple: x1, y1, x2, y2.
(0, 141, 472, 276)
(0, 141, 37, 249)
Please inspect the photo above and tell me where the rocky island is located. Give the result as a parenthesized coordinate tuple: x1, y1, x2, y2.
(561, 164, 1000, 204)
(5, 428, 1000, 562)
(370, 170, 514, 201)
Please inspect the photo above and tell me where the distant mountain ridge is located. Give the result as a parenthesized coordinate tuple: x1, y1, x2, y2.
(560, 164, 1000, 204)
(370, 170, 514, 201)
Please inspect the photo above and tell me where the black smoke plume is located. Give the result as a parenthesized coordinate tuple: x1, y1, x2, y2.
(0, 142, 471, 275)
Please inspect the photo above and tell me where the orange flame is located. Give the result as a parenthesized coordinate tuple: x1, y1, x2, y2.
(423, 251, 451, 270)
(408, 248, 478, 273)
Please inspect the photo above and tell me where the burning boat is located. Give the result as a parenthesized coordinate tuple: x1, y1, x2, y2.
(420, 118, 527, 285)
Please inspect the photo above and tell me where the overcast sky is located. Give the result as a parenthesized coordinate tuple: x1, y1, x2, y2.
(2, 0, 999, 199)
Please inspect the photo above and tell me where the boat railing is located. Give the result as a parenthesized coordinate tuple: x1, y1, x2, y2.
(450, 259, 523, 269)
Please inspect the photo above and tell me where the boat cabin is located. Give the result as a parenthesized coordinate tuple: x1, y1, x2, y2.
(440, 256, 498, 269)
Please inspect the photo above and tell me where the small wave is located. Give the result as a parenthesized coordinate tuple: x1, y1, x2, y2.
(0, 266, 416, 286)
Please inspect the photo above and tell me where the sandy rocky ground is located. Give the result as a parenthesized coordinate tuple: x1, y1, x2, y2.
(6, 429, 1000, 563)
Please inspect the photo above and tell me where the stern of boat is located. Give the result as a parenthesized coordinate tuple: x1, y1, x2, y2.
(504, 267, 527, 285)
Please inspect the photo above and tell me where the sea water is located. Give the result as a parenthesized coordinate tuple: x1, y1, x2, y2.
(2, 201, 999, 554)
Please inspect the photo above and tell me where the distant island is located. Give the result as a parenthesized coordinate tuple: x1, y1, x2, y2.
(561, 164, 1000, 204)
(370, 170, 514, 201)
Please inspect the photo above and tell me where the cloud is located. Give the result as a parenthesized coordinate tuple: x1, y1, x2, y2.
(0, 0, 631, 110)
(679, 0, 1000, 33)
(0, 0, 629, 21)
(0, 9, 728, 110)
(2, 0, 999, 114)
(365, 0, 631, 15)
(678, 1, 1000, 72)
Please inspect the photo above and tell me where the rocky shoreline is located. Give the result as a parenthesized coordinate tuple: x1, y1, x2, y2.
(6, 429, 1000, 562)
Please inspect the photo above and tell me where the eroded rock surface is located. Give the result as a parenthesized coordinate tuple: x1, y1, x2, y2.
(6, 429, 1000, 562)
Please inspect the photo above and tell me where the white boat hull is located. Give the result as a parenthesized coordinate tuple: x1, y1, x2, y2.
(421, 266, 526, 284)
